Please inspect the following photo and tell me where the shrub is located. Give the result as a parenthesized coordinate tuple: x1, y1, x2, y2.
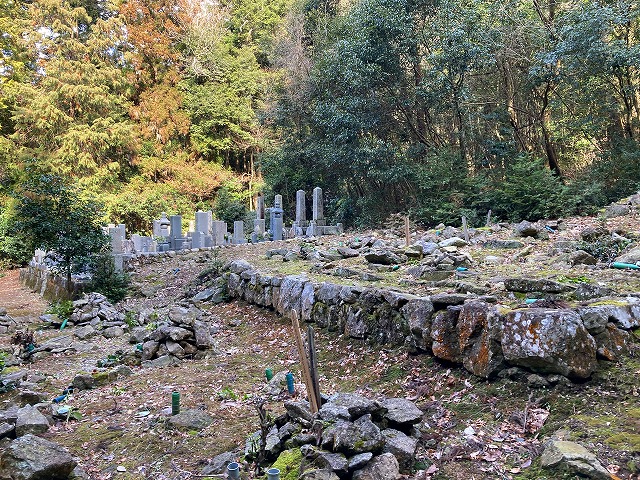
(89, 253, 130, 303)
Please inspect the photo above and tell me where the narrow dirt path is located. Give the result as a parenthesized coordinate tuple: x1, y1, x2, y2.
(0, 269, 49, 320)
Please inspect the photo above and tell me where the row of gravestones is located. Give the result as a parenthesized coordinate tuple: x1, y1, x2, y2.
(102, 187, 343, 271)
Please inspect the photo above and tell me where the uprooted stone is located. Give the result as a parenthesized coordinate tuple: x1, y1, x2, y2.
(541, 440, 611, 480)
(0, 434, 77, 480)
(514, 220, 540, 238)
(501, 309, 597, 379)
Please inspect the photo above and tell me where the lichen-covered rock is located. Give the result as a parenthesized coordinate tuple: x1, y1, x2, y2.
(504, 278, 572, 293)
(593, 323, 631, 361)
(400, 298, 434, 351)
(15, 406, 49, 437)
(458, 301, 504, 378)
(352, 453, 399, 480)
(0, 434, 76, 480)
(578, 302, 639, 331)
(431, 307, 462, 363)
(501, 309, 597, 379)
(274, 275, 308, 315)
(380, 398, 423, 430)
(541, 440, 610, 480)
(381, 429, 417, 473)
(333, 415, 384, 455)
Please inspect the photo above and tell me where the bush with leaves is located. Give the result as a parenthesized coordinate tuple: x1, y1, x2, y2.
(89, 252, 130, 303)
(12, 170, 109, 294)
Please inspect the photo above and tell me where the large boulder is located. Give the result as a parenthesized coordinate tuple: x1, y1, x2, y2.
(501, 309, 597, 379)
(0, 434, 77, 480)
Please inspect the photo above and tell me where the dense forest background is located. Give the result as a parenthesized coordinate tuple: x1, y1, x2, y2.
(1, 0, 639, 265)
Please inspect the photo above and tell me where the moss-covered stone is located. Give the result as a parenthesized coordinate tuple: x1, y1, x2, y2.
(268, 448, 302, 480)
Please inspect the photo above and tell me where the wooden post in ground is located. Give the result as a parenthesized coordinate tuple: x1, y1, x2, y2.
(461, 216, 470, 243)
(404, 216, 410, 247)
(486, 210, 492, 227)
(307, 326, 322, 410)
(291, 311, 319, 413)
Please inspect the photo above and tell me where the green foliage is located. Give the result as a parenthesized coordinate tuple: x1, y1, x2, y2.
(578, 237, 632, 263)
(47, 300, 74, 321)
(0, 351, 6, 373)
(12, 170, 109, 291)
(213, 186, 248, 224)
(89, 253, 130, 303)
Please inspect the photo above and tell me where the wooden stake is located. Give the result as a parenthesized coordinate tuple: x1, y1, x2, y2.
(291, 311, 319, 413)
(307, 326, 322, 410)
(486, 209, 492, 227)
(404, 216, 410, 247)
(461, 216, 470, 243)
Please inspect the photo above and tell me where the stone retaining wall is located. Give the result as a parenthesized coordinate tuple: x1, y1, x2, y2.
(225, 260, 639, 380)
(19, 265, 86, 302)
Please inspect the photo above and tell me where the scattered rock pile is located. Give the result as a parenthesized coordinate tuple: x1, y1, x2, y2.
(0, 307, 18, 334)
(68, 293, 128, 339)
(132, 306, 216, 366)
(204, 393, 424, 479)
(0, 371, 86, 479)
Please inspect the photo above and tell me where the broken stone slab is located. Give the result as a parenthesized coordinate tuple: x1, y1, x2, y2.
(74, 325, 98, 340)
(0, 422, 14, 439)
(15, 405, 50, 437)
(167, 409, 213, 431)
(438, 237, 468, 248)
(504, 277, 573, 294)
(352, 452, 400, 480)
(0, 434, 77, 480)
(615, 246, 640, 264)
(541, 440, 611, 480)
(483, 240, 524, 249)
(573, 284, 615, 301)
(501, 309, 597, 379)
(364, 250, 406, 265)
